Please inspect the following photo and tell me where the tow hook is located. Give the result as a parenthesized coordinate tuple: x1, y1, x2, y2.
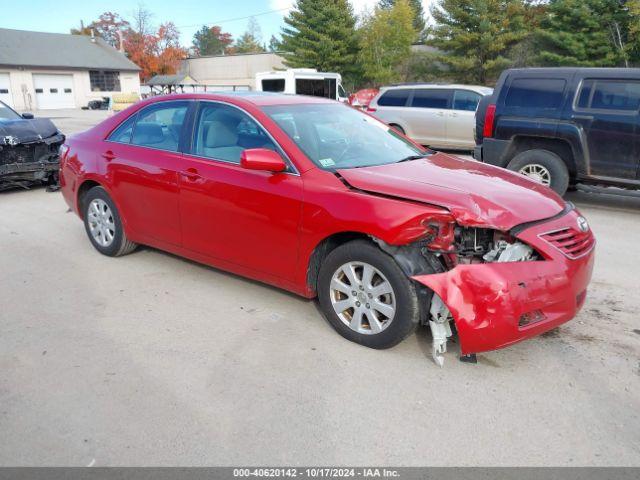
(429, 294, 453, 367)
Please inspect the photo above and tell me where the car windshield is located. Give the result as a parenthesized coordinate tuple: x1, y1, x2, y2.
(0, 102, 21, 121)
(262, 103, 426, 170)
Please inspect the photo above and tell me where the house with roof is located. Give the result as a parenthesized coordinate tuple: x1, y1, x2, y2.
(0, 28, 141, 110)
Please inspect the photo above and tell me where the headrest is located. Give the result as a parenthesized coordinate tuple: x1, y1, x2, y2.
(132, 122, 163, 144)
(205, 120, 238, 148)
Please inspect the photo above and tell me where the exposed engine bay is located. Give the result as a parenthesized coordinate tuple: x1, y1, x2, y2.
(0, 103, 64, 191)
(376, 225, 540, 367)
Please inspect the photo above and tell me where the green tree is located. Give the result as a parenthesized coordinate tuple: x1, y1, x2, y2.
(429, 0, 528, 84)
(192, 25, 234, 56)
(359, 0, 416, 85)
(268, 34, 280, 52)
(378, 0, 426, 39)
(235, 18, 266, 53)
(536, 0, 631, 67)
(279, 0, 360, 79)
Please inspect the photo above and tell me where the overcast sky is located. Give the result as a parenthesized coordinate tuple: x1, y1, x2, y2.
(0, 0, 434, 49)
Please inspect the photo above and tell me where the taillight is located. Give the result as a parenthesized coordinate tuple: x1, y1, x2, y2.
(483, 104, 496, 138)
(366, 106, 377, 113)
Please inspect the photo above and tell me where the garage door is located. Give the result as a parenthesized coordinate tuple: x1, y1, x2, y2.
(33, 74, 75, 109)
(0, 73, 12, 107)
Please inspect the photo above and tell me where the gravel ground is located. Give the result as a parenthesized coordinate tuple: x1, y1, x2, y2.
(0, 110, 638, 466)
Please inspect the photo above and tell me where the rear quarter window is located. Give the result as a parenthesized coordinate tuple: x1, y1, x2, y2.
(377, 89, 410, 107)
(504, 78, 566, 109)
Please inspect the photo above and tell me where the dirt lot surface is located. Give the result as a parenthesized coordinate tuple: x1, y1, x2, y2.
(0, 110, 638, 466)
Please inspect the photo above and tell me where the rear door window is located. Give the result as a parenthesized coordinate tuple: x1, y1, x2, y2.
(576, 79, 640, 111)
(453, 90, 482, 111)
(410, 89, 452, 109)
(377, 89, 410, 107)
(505, 78, 566, 109)
(129, 101, 189, 152)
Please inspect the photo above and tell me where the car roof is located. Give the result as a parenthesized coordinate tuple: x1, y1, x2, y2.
(141, 92, 336, 107)
(381, 84, 492, 93)
(503, 67, 640, 75)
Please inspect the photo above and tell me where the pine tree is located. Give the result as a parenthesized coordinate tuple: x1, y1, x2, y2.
(536, 0, 630, 67)
(360, 0, 417, 85)
(278, 0, 360, 79)
(378, 0, 426, 37)
(429, 0, 528, 84)
(235, 18, 265, 54)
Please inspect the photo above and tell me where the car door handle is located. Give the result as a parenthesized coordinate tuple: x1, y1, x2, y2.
(451, 112, 458, 117)
(572, 114, 594, 121)
(180, 168, 202, 181)
(436, 111, 444, 116)
(101, 150, 116, 161)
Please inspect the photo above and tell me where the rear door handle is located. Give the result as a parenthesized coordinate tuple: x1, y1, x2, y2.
(436, 111, 444, 116)
(101, 150, 116, 161)
(180, 168, 202, 181)
(572, 114, 594, 121)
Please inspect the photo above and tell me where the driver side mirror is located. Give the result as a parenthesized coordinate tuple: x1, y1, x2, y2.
(21, 113, 34, 119)
(240, 148, 287, 173)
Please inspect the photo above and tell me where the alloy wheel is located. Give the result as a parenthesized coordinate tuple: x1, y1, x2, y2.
(329, 261, 396, 335)
(87, 199, 116, 247)
(519, 163, 552, 186)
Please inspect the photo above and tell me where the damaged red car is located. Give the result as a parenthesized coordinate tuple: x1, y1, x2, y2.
(59, 93, 595, 365)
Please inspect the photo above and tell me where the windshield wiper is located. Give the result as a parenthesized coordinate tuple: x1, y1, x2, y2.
(396, 154, 429, 163)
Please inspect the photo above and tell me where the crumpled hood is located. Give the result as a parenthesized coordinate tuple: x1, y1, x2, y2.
(0, 118, 59, 145)
(337, 152, 566, 231)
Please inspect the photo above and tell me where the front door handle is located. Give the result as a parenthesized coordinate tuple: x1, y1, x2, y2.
(180, 168, 202, 181)
(436, 111, 444, 117)
(101, 150, 116, 161)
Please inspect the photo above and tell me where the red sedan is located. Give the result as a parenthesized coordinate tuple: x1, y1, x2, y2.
(59, 93, 595, 366)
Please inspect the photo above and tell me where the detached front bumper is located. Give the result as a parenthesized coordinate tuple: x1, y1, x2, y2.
(412, 209, 595, 355)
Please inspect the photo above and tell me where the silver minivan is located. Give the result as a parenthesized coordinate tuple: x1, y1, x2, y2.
(367, 84, 493, 150)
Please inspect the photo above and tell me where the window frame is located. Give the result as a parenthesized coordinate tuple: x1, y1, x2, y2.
(185, 100, 299, 176)
(452, 89, 482, 112)
(503, 77, 567, 110)
(105, 100, 192, 154)
(409, 88, 453, 110)
(573, 77, 640, 116)
(377, 88, 411, 108)
(89, 70, 122, 92)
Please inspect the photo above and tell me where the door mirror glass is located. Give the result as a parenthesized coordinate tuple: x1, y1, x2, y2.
(241, 148, 287, 172)
(21, 113, 34, 119)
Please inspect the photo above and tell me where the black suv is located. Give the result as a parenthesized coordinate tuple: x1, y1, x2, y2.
(474, 68, 640, 195)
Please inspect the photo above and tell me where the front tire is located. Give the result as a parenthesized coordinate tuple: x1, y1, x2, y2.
(317, 240, 421, 349)
(82, 186, 137, 257)
(506, 149, 569, 196)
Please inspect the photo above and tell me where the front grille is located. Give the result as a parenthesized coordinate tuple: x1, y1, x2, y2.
(0, 143, 54, 166)
(539, 227, 595, 259)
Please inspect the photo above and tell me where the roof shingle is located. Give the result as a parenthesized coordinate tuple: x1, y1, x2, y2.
(0, 28, 140, 71)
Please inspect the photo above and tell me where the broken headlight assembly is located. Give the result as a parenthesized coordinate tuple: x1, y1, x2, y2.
(421, 222, 541, 265)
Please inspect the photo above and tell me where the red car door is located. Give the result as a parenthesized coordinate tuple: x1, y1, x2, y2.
(178, 101, 303, 280)
(103, 100, 190, 246)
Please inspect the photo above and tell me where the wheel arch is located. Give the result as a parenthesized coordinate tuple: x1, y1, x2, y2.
(76, 179, 103, 219)
(305, 231, 373, 296)
(504, 136, 578, 179)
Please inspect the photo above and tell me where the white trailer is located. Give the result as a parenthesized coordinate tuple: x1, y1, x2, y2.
(255, 69, 348, 102)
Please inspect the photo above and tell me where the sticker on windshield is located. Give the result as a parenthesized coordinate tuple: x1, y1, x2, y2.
(319, 158, 336, 167)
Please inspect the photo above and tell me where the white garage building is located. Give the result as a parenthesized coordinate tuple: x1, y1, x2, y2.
(0, 28, 140, 111)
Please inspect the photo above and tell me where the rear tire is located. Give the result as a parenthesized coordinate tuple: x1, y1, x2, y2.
(317, 240, 421, 349)
(507, 149, 569, 196)
(82, 186, 137, 257)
